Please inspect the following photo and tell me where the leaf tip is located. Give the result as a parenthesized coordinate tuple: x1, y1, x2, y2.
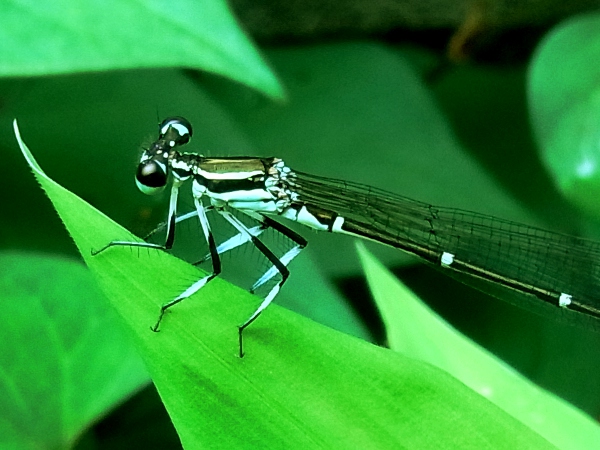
(13, 118, 46, 177)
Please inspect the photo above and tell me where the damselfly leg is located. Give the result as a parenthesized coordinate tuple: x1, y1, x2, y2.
(127, 205, 307, 356)
(214, 210, 307, 356)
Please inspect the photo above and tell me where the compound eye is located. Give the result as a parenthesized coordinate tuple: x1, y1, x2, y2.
(159, 116, 193, 146)
(135, 160, 167, 194)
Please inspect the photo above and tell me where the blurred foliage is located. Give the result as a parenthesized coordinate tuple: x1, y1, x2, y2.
(230, 0, 600, 37)
(0, 0, 282, 97)
(0, 252, 149, 448)
(529, 13, 600, 220)
(2, 1, 600, 448)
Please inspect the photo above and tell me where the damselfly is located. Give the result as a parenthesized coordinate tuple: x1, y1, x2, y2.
(94, 117, 600, 356)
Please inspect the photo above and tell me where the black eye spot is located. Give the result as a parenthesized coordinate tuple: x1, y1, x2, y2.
(136, 160, 167, 194)
(137, 160, 166, 187)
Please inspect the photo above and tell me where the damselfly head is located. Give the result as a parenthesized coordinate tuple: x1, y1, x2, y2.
(134, 117, 192, 195)
(159, 116, 192, 147)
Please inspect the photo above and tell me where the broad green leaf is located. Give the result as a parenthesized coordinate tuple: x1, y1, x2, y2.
(0, 252, 149, 449)
(528, 13, 600, 219)
(0, 0, 282, 98)
(358, 242, 600, 450)
(14, 122, 558, 448)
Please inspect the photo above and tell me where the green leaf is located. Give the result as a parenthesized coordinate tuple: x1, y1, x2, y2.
(357, 242, 600, 450)
(0, 252, 149, 449)
(0, 0, 282, 98)
(14, 120, 557, 448)
(528, 12, 600, 219)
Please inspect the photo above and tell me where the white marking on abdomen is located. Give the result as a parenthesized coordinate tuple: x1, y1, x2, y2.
(280, 206, 330, 231)
(559, 293, 572, 307)
(332, 216, 352, 235)
(296, 206, 329, 231)
(441, 252, 455, 267)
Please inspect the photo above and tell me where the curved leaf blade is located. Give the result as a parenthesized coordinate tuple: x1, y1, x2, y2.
(14, 120, 556, 449)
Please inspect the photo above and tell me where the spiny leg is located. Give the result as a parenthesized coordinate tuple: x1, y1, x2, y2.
(179, 212, 305, 291)
(217, 210, 302, 357)
(152, 196, 222, 331)
(192, 223, 266, 266)
(205, 210, 306, 290)
(143, 208, 212, 242)
(92, 180, 182, 256)
(248, 216, 307, 292)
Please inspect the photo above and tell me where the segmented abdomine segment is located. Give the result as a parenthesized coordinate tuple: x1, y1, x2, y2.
(159, 116, 193, 147)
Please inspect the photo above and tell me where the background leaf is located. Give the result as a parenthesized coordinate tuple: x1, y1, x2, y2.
(0, 0, 282, 98)
(528, 12, 600, 219)
(0, 252, 149, 449)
